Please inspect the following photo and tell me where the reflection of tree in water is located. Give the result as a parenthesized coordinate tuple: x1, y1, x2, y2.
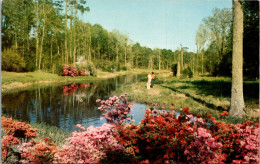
(2, 74, 145, 131)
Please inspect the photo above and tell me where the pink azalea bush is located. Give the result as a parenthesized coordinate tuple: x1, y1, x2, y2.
(62, 64, 78, 77)
(184, 127, 226, 163)
(18, 138, 57, 163)
(53, 123, 123, 163)
(1, 96, 259, 163)
(96, 95, 134, 124)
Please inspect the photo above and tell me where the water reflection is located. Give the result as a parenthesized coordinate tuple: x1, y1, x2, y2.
(2, 74, 146, 132)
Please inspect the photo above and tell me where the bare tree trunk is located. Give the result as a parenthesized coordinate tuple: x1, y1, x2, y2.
(88, 26, 92, 61)
(116, 44, 119, 65)
(64, 0, 68, 63)
(177, 61, 181, 77)
(201, 52, 204, 74)
(158, 49, 161, 70)
(181, 47, 183, 72)
(51, 33, 53, 71)
(35, 2, 39, 69)
(229, 0, 245, 118)
(124, 45, 127, 66)
(39, 8, 46, 70)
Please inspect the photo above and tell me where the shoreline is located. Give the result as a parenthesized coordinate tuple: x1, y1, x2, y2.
(1, 69, 170, 94)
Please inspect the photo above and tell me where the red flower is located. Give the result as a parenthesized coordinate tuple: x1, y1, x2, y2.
(182, 107, 189, 114)
(221, 111, 228, 116)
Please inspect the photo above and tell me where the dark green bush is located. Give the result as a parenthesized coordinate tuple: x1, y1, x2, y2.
(2, 49, 26, 72)
(122, 66, 127, 71)
(182, 67, 193, 78)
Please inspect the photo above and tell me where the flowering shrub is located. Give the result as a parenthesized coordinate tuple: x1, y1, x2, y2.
(220, 111, 229, 116)
(116, 108, 201, 163)
(19, 138, 57, 163)
(231, 122, 259, 163)
(116, 106, 259, 163)
(62, 64, 78, 77)
(96, 95, 134, 124)
(184, 128, 226, 163)
(54, 123, 123, 163)
(1, 117, 38, 139)
(1, 96, 259, 163)
(1, 117, 38, 162)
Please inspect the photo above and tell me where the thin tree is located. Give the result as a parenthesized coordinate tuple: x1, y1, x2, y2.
(229, 0, 245, 118)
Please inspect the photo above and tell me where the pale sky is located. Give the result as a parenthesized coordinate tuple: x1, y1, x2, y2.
(80, 0, 232, 52)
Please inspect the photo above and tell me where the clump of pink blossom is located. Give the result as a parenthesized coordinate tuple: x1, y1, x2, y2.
(54, 123, 123, 163)
(184, 127, 226, 163)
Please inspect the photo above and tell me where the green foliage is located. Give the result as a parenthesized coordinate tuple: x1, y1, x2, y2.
(182, 67, 193, 78)
(117, 63, 121, 71)
(122, 66, 127, 71)
(2, 49, 26, 72)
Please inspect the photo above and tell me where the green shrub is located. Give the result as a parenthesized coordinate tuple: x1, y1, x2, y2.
(75, 57, 97, 77)
(182, 67, 193, 78)
(2, 49, 26, 72)
(122, 66, 127, 71)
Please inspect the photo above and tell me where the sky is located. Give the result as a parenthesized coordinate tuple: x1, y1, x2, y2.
(80, 0, 232, 52)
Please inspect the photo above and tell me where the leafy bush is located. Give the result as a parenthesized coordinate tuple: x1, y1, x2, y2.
(122, 66, 127, 71)
(53, 123, 123, 163)
(1, 117, 38, 162)
(182, 67, 193, 78)
(2, 49, 26, 72)
(1, 97, 259, 163)
(19, 138, 57, 163)
(62, 64, 78, 77)
(76, 58, 97, 76)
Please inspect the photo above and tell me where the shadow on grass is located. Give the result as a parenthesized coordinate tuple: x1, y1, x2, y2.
(165, 79, 258, 100)
(187, 80, 259, 101)
(160, 79, 259, 111)
(160, 85, 226, 111)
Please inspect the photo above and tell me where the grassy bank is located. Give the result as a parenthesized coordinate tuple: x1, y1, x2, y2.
(112, 74, 259, 123)
(2, 69, 169, 94)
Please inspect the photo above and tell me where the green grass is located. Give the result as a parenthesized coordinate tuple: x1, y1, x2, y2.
(30, 122, 70, 148)
(112, 74, 259, 122)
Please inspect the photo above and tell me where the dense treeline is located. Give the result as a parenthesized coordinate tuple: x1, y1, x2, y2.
(195, 1, 259, 79)
(1, 0, 258, 79)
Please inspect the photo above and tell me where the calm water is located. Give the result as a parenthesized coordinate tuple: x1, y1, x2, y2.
(2, 74, 147, 132)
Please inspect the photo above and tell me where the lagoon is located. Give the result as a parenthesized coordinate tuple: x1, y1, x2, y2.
(2, 74, 147, 132)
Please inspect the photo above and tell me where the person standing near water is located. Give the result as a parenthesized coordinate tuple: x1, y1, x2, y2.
(147, 72, 152, 89)
(151, 72, 155, 88)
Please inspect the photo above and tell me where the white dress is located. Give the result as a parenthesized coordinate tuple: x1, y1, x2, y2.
(147, 74, 152, 89)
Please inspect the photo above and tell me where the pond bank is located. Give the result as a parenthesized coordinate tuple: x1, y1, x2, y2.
(112, 75, 259, 122)
(1, 69, 170, 94)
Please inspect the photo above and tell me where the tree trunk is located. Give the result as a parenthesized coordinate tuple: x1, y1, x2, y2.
(51, 33, 53, 71)
(88, 26, 92, 61)
(35, 2, 39, 69)
(158, 50, 161, 70)
(201, 52, 204, 74)
(116, 44, 119, 65)
(124, 45, 127, 66)
(229, 0, 245, 118)
(177, 61, 181, 77)
(64, 0, 68, 63)
(181, 48, 183, 71)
